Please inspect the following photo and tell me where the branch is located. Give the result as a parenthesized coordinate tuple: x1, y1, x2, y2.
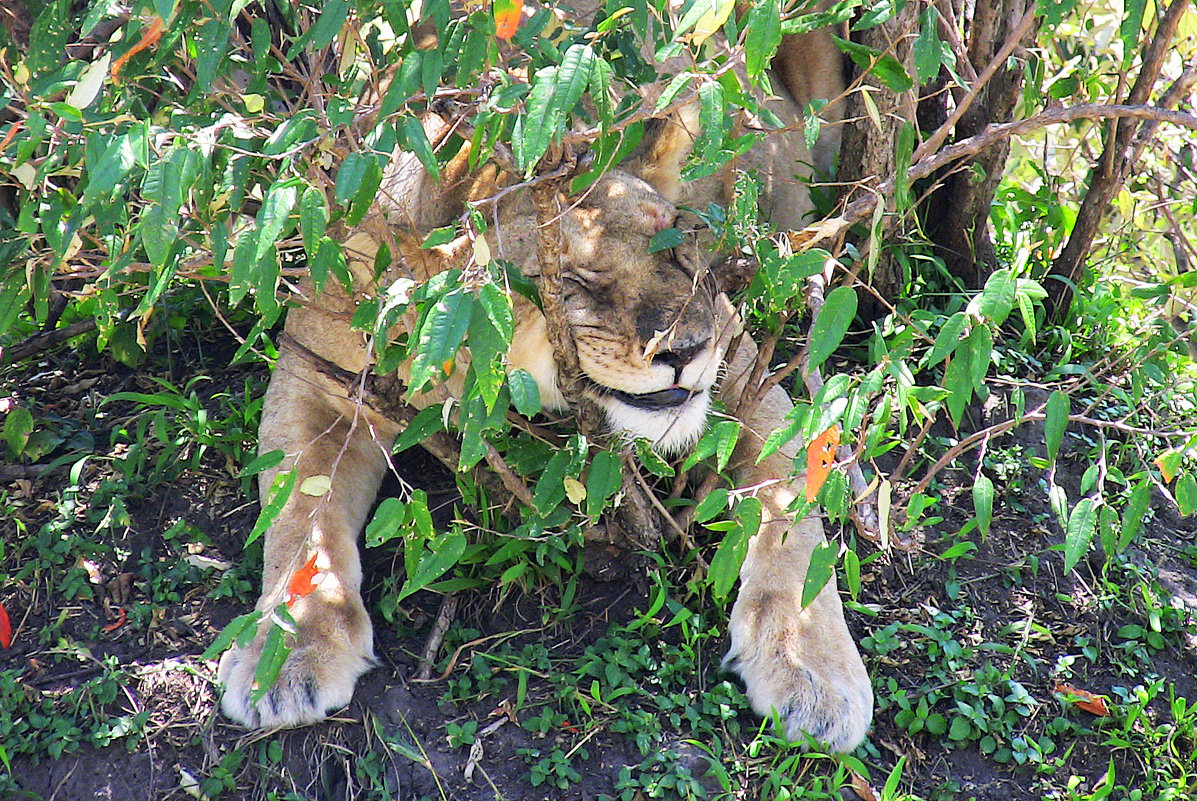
(528, 155, 604, 436)
(800, 272, 880, 542)
(913, 4, 1038, 164)
(797, 102, 1197, 252)
(908, 407, 1191, 499)
(2, 318, 97, 364)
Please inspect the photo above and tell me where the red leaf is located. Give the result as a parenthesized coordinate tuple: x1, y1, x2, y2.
(287, 554, 323, 606)
(0, 601, 11, 647)
(112, 16, 165, 79)
(493, 0, 523, 40)
(102, 607, 127, 633)
(805, 425, 841, 502)
(1054, 683, 1110, 716)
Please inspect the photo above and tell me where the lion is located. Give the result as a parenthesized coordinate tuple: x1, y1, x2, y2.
(217, 9, 872, 754)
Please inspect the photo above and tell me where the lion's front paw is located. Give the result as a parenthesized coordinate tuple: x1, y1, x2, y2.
(723, 592, 872, 753)
(218, 598, 374, 729)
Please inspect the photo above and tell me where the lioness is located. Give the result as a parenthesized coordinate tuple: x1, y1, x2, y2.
(218, 9, 872, 753)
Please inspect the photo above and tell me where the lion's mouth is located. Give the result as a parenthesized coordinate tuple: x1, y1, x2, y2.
(603, 386, 698, 411)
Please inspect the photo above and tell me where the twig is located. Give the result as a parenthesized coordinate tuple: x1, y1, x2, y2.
(528, 155, 601, 433)
(415, 592, 458, 681)
(800, 272, 879, 541)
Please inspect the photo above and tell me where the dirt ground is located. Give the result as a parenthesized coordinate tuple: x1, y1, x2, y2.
(2, 324, 1195, 801)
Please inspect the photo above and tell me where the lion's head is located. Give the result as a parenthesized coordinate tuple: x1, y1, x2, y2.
(497, 114, 735, 453)
(385, 106, 741, 453)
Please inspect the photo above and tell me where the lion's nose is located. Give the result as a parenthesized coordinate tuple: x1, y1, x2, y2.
(651, 338, 710, 371)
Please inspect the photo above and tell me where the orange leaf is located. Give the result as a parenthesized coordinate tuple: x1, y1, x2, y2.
(112, 16, 164, 79)
(805, 425, 841, 502)
(1054, 683, 1110, 716)
(102, 607, 127, 633)
(493, 0, 523, 40)
(0, 121, 21, 154)
(0, 601, 11, 647)
(1154, 450, 1180, 483)
(287, 554, 323, 606)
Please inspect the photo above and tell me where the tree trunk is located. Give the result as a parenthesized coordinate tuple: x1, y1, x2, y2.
(837, 2, 920, 316)
(923, 0, 1037, 290)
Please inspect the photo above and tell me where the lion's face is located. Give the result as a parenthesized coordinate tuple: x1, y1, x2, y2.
(506, 170, 728, 453)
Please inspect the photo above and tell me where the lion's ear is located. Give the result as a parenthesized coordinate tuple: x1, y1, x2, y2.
(625, 100, 700, 202)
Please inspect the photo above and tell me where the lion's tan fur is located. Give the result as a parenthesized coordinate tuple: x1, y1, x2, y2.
(219, 14, 871, 752)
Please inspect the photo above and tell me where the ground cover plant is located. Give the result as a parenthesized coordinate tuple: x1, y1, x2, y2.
(2, 0, 1196, 799)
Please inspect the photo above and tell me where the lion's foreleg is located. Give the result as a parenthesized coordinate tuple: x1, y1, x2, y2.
(219, 351, 397, 728)
(718, 340, 872, 752)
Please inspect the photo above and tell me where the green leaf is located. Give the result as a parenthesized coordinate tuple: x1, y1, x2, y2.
(635, 438, 675, 477)
(507, 368, 542, 417)
(200, 611, 262, 660)
(966, 325, 992, 389)
(654, 71, 695, 113)
(1044, 390, 1070, 463)
(693, 487, 729, 525)
(973, 475, 993, 537)
(693, 80, 726, 166)
(393, 405, 446, 454)
(710, 496, 761, 600)
(250, 621, 290, 704)
(194, 17, 232, 92)
(533, 450, 572, 515)
(1119, 0, 1147, 61)
(467, 299, 507, 411)
(286, 0, 348, 58)
(767, 250, 826, 308)
(1120, 480, 1151, 549)
(238, 449, 285, 478)
(254, 177, 299, 264)
(398, 529, 467, 601)
(809, 285, 857, 370)
(1064, 497, 1098, 573)
(943, 353, 971, 427)
(648, 227, 684, 253)
(969, 269, 1016, 325)
(246, 468, 296, 547)
(402, 115, 440, 182)
(913, 6, 941, 84)
(1177, 474, 1197, 517)
(4, 406, 34, 457)
(517, 44, 595, 172)
(408, 288, 472, 392)
(801, 541, 838, 608)
(948, 715, 971, 741)
(335, 152, 371, 204)
(835, 37, 913, 92)
(927, 312, 967, 367)
(82, 129, 143, 210)
(744, 0, 782, 79)
(300, 185, 327, 257)
(585, 451, 623, 518)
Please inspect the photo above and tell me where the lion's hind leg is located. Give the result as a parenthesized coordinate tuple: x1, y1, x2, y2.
(219, 351, 396, 728)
